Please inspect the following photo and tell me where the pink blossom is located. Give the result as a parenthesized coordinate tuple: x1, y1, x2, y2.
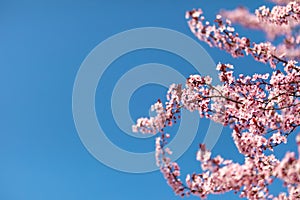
(186, 9, 286, 68)
(256, 2, 300, 26)
(133, 2, 300, 199)
(221, 7, 294, 40)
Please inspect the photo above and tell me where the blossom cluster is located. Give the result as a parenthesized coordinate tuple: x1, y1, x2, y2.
(133, 1, 300, 199)
(133, 60, 300, 199)
(186, 9, 284, 68)
(221, 5, 300, 60)
(221, 7, 293, 40)
(256, 2, 300, 26)
(156, 138, 300, 199)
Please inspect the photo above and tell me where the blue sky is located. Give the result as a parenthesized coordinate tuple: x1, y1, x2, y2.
(1, 0, 298, 199)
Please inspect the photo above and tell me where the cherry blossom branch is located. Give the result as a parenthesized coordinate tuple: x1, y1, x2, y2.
(186, 9, 289, 68)
(133, 61, 300, 150)
(221, 6, 300, 60)
(133, 61, 300, 198)
(155, 133, 300, 199)
(256, 2, 300, 26)
(133, 3, 300, 199)
(221, 7, 294, 40)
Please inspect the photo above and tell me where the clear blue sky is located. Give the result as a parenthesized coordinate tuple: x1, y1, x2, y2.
(1, 0, 298, 199)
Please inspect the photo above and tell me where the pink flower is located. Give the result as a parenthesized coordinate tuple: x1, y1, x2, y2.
(133, 2, 300, 199)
